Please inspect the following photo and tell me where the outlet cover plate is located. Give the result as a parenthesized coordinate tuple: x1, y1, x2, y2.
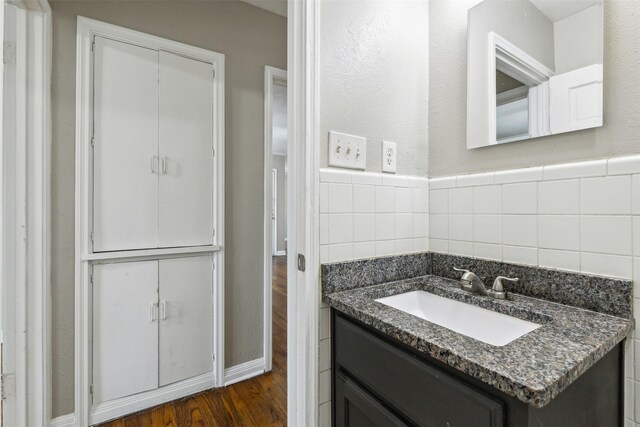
(382, 141, 397, 173)
(328, 131, 367, 170)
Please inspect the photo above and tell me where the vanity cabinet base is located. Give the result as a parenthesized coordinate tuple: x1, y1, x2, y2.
(332, 311, 622, 427)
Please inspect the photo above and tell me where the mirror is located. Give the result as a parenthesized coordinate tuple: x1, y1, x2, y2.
(466, 0, 603, 149)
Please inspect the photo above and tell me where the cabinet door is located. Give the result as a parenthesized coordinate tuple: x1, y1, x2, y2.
(158, 51, 214, 248)
(93, 37, 159, 252)
(159, 255, 213, 386)
(335, 372, 408, 427)
(93, 261, 159, 404)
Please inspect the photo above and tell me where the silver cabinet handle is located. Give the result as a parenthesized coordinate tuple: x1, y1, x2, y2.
(161, 156, 167, 174)
(149, 302, 158, 322)
(160, 300, 167, 320)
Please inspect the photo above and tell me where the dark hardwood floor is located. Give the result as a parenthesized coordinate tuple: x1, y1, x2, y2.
(98, 256, 288, 427)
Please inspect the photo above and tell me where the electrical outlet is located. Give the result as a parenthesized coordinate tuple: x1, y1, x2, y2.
(382, 141, 397, 173)
(328, 131, 367, 170)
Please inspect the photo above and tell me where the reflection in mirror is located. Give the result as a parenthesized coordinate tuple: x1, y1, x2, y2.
(467, 0, 603, 149)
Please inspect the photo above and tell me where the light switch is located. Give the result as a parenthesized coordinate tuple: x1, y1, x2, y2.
(382, 141, 397, 173)
(328, 131, 367, 170)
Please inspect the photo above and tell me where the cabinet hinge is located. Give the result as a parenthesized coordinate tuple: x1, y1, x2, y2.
(212, 262, 215, 271)
(91, 36, 95, 52)
(90, 231, 94, 248)
(90, 384, 93, 395)
(212, 69, 215, 79)
(212, 353, 215, 361)
(212, 228, 216, 237)
(90, 274, 94, 286)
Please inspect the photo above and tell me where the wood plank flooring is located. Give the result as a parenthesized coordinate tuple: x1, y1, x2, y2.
(98, 256, 288, 427)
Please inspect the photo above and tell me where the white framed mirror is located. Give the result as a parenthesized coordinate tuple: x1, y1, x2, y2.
(467, 0, 604, 149)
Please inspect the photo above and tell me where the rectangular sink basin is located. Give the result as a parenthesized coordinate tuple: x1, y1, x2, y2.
(375, 291, 541, 346)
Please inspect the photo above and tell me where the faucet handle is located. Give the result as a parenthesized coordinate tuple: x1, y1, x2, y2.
(492, 276, 519, 292)
(453, 266, 471, 274)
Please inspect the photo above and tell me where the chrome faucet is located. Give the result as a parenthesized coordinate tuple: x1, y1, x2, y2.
(453, 267, 518, 300)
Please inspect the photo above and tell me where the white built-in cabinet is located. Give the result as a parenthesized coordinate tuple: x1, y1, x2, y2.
(93, 36, 214, 252)
(93, 256, 213, 405)
(77, 21, 224, 424)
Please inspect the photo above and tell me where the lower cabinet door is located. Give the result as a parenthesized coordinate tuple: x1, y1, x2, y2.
(93, 261, 159, 404)
(336, 372, 408, 427)
(159, 255, 214, 386)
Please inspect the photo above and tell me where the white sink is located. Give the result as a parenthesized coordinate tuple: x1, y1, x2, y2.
(375, 291, 541, 346)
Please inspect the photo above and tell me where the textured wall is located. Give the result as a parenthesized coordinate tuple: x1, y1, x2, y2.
(50, 0, 286, 416)
(429, 0, 640, 176)
(319, 0, 429, 177)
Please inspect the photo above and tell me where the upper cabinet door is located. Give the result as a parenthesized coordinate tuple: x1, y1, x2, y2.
(93, 37, 159, 252)
(158, 51, 214, 248)
(158, 255, 213, 386)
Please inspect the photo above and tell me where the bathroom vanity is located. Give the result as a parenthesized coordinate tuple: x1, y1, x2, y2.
(322, 253, 632, 427)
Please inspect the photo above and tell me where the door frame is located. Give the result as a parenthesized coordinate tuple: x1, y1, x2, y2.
(2, 0, 320, 425)
(263, 65, 287, 373)
(1, 1, 52, 426)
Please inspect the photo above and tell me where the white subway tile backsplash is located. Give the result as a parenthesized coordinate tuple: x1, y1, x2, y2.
(503, 182, 537, 214)
(320, 214, 329, 245)
(473, 243, 502, 261)
(539, 249, 580, 272)
(542, 159, 606, 180)
(319, 338, 331, 372)
(503, 215, 538, 247)
(456, 172, 494, 187)
(635, 217, 640, 256)
(396, 213, 413, 239)
(449, 240, 474, 257)
(503, 245, 538, 266)
(353, 241, 376, 259)
(581, 175, 632, 215)
(353, 214, 375, 242)
(353, 184, 375, 213)
(430, 238, 448, 253)
(328, 243, 354, 262)
(396, 239, 414, 254)
(473, 215, 502, 244)
(375, 240, 396, 256)
(319, 245, 329, 264)
(608, 155, 640, 176)
(430, 214, 449, 239)
(328, 214, 353, 244)
(430, 189, 449, 214)
(473, 185, 502, 214)
(412, 188, 429, 213)
(375, 186, 396, 213)
(351, 171, 382, 185)
(382, 174, 409, 187)
(328, 183, 353, 213)
(319, 307, 330, 340)
(449, 187, 473, 213)
(412, 214, 428, 238)
(538, 179, 580, 214)
(429, 176, 456, 189)
(319, 370, 331, 404)
(494, 166, 543, 184)
(449, 214, 473, 241)
(538, 215, 580, 251)
(407, 176, 429, 188)
(319, 402, 331, 427)
(581, 252, 632, 279)
(320, 183, 329, 213)
(634, 175, 640, 215)
(375, 213, 396, 241)
(320, 168, 352, 183)
(396, 187, 413, 213)
(634, 258, 640, 297)
(412, 238, 429, 252)
(581, 216, 633, 256)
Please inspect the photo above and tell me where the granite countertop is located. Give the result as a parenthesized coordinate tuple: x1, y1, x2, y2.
(323, 274, 632, 408)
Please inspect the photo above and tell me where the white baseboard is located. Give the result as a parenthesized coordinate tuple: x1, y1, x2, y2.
(273, 250, 286, 256)
(50, 414, 76, 427)
(90, 372, 215, 425)
(224, 357, 265, 386)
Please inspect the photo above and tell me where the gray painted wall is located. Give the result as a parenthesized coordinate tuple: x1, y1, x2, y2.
(272, 155, 287, 253)
(319, 0, 430, 177)
(430, 0, 640, 177)
(50, 0, 286, 416)
(554, 4, 603, 74)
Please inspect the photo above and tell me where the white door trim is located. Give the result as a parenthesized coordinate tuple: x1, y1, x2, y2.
(287, 0, 320, 425)
(2, 1, 52, 425)
(75, 17, 225, 425)
(263, 65, 287, 373)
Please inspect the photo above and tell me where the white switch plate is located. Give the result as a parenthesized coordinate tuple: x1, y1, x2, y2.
(382, 141, 397, 173)
(328, 131, 367, 170)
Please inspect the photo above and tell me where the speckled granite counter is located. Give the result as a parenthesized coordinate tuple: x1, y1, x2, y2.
(323, 273, 632, 408)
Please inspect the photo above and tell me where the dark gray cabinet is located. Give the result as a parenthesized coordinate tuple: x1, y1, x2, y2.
(332, 311, 622, 427)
